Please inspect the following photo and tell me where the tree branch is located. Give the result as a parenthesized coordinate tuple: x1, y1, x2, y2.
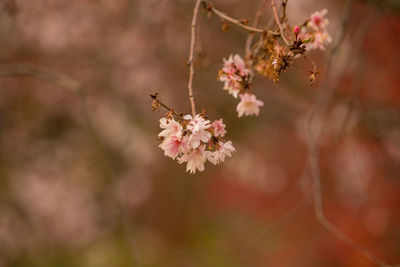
(271, 0, 290, 45)
(203, 0, 279, 35)
(245, 0, 269, 58)
(187, 0, 202, 117)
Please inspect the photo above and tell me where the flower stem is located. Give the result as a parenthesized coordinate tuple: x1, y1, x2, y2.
(187, 0, 202, 117)
(271, 0, 290, 45)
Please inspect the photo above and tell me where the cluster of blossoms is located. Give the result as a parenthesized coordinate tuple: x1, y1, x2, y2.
(250, 9, 331, 83)
(218, 54, 251, 98)
(154, 4, 332, 174)
(218, 54, 264, 118)
(158, 114, 235, 174)
(301, 9, 332, 51)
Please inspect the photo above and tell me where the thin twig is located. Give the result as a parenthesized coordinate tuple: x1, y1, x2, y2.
(203, 0, 279, 35)
(271, 0, 290, 45)
(187, 0, 202, 117)
(280, 0, 288, 24)
(150, 93, 183, 118)
(245, 0, 269, 57)
(306, 53, 317, 71)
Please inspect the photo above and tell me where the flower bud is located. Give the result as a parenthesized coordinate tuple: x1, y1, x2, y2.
(293, 26, 300, 35)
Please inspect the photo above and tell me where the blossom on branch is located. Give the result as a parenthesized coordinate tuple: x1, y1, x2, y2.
(301, 9, 332, 51)
(158, 114, 235, 174)
(212, 119, 227, 137)
(218, 54, 252, 98)
(236, 93, 264, 117)
(308, 9, 329, 31)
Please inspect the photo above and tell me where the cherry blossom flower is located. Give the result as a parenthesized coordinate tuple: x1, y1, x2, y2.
(300, 9, 332, 51)
(185, 114, 211, 133)
(158, 117, 182, 137)
(218, 54, 251, 98)
(308, 31, 332, 51)
(184, 114, 212, 149)
(222, 54, 250, 77)
(219, 74, 242, 98)
(159, 134, 188, 159)
(186, 130, 211, 149)
(178, 145, 208, 174)
(308, 9, 329, 31)
(214, 141, 235, 164)
(157, 113, 235, 174)
(236, 93, 264, 117)
(212, 119, 226, 137)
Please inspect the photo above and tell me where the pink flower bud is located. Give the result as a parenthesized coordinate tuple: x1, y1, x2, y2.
(293, 26, 300, 35)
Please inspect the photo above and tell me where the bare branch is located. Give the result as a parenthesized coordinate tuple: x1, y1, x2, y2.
(187, 0, 202, 117)
(280, 0, 288, 24)
(150, 93, 183, 118)
(203, 0, 279, 35)
(245, 0, 269, 56)
(271, 0, 290, 45)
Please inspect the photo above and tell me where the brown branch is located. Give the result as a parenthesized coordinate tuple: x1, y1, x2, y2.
(150, 93, 183, 118)
(280, 0, 288, 24)
(245, 0, 269, 60)
(271, 0, 290, 45)
(203, 0, 279, 36)
(187, 0, 202, 117)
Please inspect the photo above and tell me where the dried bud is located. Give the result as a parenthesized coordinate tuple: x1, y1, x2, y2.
(307, 69, 321, 87)
(152, 99, 160, 111)
(309, 73, 316, 86)
(221, 20, 230, 31)
(239, 19, 250, 25)
(150, 93, 160, 111)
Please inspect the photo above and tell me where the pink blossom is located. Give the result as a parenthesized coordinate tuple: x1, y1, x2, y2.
(308, 31, 332, 51)
(185, 114, 211, 133)
(184, 114, 212, 149)
(158, 117, 182, 137)
(205, 141, 235, 165)
(222, 54, 250, 77)
(214, 141, 235, 163)
(186, 130, 211, 149)
(218, 54, 252, 98)
(219, 73, 242, 98)
(157, 114, 235, 174)
(159, 134, 188, 159)
(212, 119, 227, 137)
(236, 93, 264, 118)
(308, 9, 329, 31)
(205, 150, 218, 165)
(178, 145, 208, 174)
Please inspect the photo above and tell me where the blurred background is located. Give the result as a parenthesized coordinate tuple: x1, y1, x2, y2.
(0, 0, 399, 266)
